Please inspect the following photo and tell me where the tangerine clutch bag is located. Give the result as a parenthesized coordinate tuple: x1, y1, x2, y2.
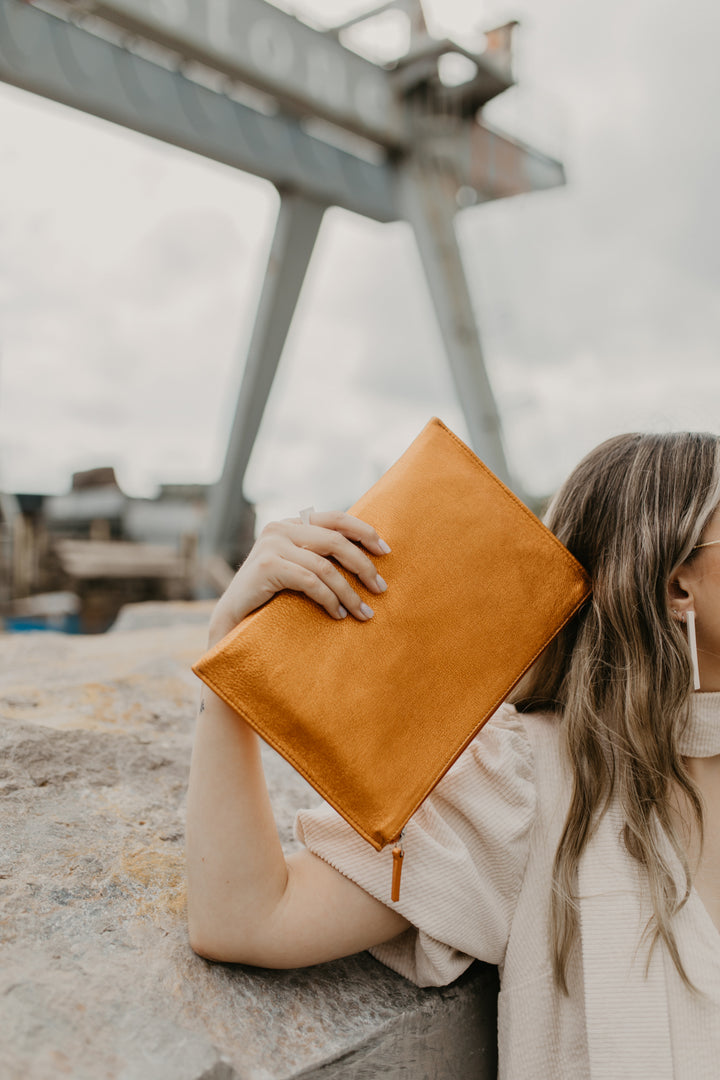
(193, 418, 591, 899)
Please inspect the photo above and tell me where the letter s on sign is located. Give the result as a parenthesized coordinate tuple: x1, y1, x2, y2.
(248, 19, 295, 77)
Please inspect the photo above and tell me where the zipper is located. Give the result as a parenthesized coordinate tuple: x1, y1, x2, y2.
(391, 828, 405, 903)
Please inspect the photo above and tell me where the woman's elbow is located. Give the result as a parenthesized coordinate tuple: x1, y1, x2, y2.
(187, 911, 284, 967)
(188, 921, 225, 963)
(186, 905, 251, 964)
(187, 913, 227, 962)
(189, 927, 258, 966)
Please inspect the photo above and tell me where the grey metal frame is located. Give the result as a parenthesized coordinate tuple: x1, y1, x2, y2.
(0, 0, 565, 562)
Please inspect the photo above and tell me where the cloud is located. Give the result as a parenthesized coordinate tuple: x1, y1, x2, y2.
(0, 0, 719, 525)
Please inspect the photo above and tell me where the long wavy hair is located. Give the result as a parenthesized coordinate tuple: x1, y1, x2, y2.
(510, 432, 720, 992)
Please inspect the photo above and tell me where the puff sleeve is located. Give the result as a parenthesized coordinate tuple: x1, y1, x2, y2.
(294, 706, 536, 987)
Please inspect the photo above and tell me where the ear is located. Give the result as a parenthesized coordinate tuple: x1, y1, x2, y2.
(667, 568, 695, 616)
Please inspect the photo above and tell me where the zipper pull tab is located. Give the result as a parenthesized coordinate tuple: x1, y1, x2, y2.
(391, 830, 405, 903)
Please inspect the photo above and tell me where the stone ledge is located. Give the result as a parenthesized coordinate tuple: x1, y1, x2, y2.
(0, 604, 498, 1079)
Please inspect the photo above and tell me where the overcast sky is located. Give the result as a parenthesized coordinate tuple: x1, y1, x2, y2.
(1, 0, 719, 526)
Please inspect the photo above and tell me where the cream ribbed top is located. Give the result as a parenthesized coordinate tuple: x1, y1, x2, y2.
(295, 694, 720, 1079)
(679, 690, 720, 756)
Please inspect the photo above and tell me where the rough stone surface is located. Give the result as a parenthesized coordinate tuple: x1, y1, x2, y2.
(0, 604, 498, 1079)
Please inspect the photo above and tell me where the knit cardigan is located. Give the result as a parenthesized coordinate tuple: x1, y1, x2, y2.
(295, 697, 720, 1079)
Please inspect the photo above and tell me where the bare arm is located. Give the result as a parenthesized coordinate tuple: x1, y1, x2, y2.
(185, 512, 411, 966)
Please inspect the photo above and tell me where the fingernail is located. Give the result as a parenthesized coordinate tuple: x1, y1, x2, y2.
(378, 539, 392, 554)
(337, 605, 347, 619)
(360, 603, 374, 619)
(376, 576, 388, 592)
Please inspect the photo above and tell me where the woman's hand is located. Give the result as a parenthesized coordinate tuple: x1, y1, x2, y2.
(208, 510, 392, 646)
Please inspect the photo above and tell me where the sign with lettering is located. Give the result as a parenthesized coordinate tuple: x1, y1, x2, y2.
(83, 0, 406, 145)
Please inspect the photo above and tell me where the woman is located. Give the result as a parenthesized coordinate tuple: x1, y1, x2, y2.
(186, 431, 720, 1079)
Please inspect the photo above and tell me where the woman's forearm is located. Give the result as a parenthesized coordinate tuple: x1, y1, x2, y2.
(185, 687, 288, 960)
(185, 685, 410, 968)
(184, 513, 407, 965)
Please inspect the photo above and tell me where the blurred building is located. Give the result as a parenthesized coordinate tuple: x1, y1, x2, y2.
(0, 468, 228, 634)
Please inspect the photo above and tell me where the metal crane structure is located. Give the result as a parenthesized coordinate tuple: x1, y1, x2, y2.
(0, 0, 564, 564)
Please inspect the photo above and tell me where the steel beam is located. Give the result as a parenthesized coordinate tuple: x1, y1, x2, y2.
(28, 0, 515, 148)
(0, 0, 398, 222)
(397, 161, 514, 490)
(426, 123, 565, 202)
(51, 0, 409, 147)
(203, 192, 327, 566)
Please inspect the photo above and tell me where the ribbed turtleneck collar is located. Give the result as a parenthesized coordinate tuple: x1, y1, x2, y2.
(678, 691, 720, 757)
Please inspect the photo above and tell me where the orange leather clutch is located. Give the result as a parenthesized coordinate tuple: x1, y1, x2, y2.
(193, 418, 591, 899)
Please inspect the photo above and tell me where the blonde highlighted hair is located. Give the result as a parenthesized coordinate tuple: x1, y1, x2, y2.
(511, 432, 720, 992)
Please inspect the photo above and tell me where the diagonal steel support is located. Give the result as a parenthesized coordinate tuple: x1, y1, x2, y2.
(202, 192, 327, 567)
(397, 162, 515, 491)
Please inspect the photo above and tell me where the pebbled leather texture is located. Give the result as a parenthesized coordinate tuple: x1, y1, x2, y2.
(193, 418, 591, 852)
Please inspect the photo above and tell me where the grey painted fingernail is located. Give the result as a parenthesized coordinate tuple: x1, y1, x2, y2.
(360, 603, 374, 619)
(378, 539, 392, 554)
(376, 576, 388, 592)
(337, 605, 348, 618)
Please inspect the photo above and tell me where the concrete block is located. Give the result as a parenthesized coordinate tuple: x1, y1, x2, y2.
(0, 603, 498, 1079)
